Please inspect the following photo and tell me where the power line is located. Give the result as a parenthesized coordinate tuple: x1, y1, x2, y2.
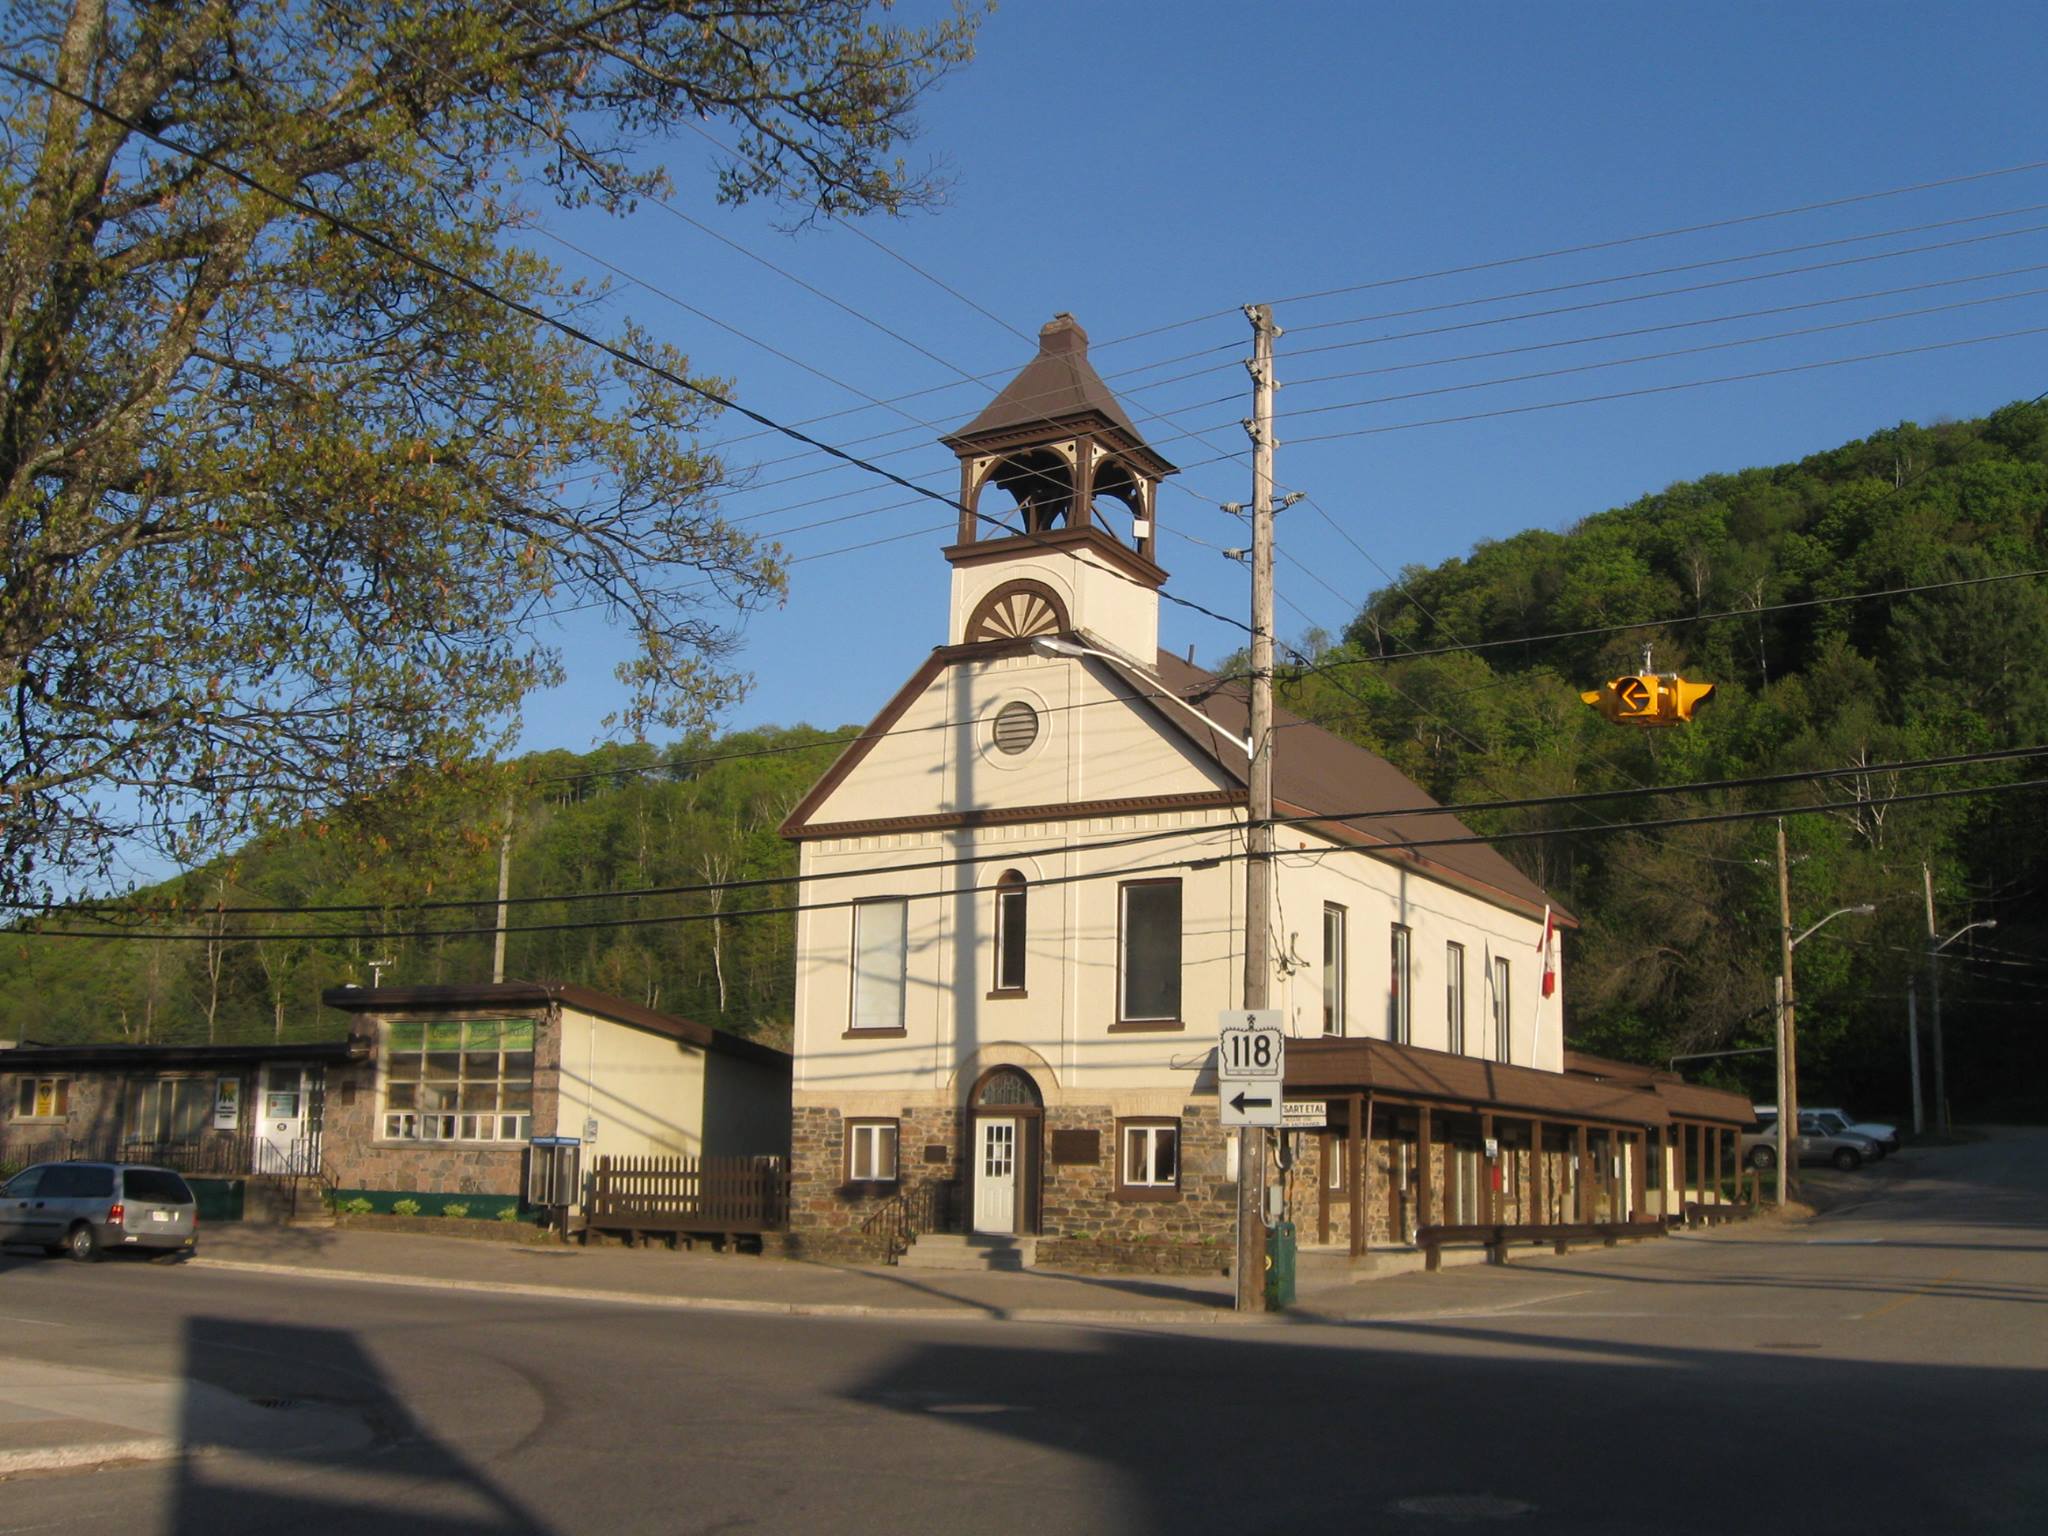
(1185, 323, 2048, 458)
(1265, 158, 2048, 309)
(17, 772, 2045, 944)
(24, 743, 2046, 922)
(0, 60, 1254, 647)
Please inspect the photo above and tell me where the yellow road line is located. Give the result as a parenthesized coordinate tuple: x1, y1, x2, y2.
(1861, 1268, 1961, 1321)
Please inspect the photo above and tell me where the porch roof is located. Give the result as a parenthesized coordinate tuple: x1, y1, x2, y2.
(1285, 1037, 1672, 1128)
(0, 1040, 361, 1073)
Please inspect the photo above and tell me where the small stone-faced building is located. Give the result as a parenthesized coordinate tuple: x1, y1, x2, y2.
(1, 982, 790, 1220)
(778, 315, 1750, 1269)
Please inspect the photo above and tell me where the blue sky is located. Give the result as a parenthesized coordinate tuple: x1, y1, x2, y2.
(521, 1, 2048, 751)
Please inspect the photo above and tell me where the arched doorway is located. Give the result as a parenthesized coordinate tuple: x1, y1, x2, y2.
(967, 1066, 1043, 1236)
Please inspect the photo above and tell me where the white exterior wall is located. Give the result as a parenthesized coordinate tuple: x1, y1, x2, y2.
(1269, 824, 1564, 1072)
(555, 1006, 706, 1160)
(792, 649, 1562, 1114)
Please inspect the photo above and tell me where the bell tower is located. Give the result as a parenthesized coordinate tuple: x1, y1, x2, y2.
(941, 314, 1178, 660)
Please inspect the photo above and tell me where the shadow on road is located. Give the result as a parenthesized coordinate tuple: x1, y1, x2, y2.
(173, 1315, 555, 1535)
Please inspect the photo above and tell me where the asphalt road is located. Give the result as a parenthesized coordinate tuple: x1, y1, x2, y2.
(2, 1130, 2044, 1535)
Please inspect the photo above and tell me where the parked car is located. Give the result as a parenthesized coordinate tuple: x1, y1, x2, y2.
(1753, 1104, 1898, 1157)
(1740, 1114, 1881, 1172)
(1805, 1106, 1900, 1156)
(0, 1161, 198, 1262)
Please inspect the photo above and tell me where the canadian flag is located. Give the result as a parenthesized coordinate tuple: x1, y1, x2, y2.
(1537, 905, 1557, 999)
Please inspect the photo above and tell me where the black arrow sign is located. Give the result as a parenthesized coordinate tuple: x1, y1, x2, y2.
(1229, 1090, 1274, 1113)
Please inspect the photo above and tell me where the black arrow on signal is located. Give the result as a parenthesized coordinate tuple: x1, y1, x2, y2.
(1229, 1091, 1274, 1113)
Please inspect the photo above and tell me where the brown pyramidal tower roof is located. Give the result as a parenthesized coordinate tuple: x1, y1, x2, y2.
(947, 313, 1173, 471)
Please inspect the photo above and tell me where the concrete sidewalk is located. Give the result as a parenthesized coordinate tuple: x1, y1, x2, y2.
(0, 1357, 371, 1477)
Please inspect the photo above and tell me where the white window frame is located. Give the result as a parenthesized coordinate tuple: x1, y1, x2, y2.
(1322, 904, 1347, 1036)
(1389, 923, 1412, 1043)
(1446, 941, 1466, 1054)
(1493, 956, 1512, 1062)
(847, 1119, 899, 1183)
(851, 898, 910, 1031)
(379, 1018, 534, 1143)
(993, 873, 1027, 993)
(15, 1076, 69, 1120)
(1120, 1120, 1180, 1190)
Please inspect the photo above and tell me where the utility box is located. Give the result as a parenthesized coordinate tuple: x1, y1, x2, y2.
(1264, 1219, 1296, 1311)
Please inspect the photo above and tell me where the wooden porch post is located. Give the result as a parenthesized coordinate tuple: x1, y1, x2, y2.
(1574, 1123, 1589, 1222)
(1353, 1092, 1371, 1256)
(1674, 1120, 1688, 1218)
(1417, 1105, 1434, 1235)
(1317, 1130, 1332, 1245)
(1531, 1117, 1547, 1223)
(1480, 1111, 1495, 1225)
(1631, 1129, 1648, 1221)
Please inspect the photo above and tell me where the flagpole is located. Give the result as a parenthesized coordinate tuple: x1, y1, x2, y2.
(1531, 906, 1553, 1067)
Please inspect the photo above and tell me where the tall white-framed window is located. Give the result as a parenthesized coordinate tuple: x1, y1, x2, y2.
(993, 872, 1027, 994)
(381, 1018, 534, 1142)
(1118, 879, 1183, 1025)
(846, 1119, 899, 1183)
(1322, 903, 1347, 1036)
(14, 1076, 69, 1120)
(1446, 941, 1467, 1054)
(1388, 924, 1412, 1043)
(851, 897, 910, 1031)
(1493, 956, 1512, 1062)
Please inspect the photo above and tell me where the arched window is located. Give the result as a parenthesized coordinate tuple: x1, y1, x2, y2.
(993, 871, 1027, 994)
(974, 1067, 1041, 1108)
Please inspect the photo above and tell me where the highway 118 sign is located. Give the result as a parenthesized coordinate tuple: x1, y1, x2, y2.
(1217, 1010, 1284, 1128)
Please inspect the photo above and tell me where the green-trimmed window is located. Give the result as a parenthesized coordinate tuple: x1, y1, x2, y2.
(381, 1018, 534, 1142)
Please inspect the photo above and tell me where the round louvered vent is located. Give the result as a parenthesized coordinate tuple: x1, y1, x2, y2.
(992, 701, 1039, 755)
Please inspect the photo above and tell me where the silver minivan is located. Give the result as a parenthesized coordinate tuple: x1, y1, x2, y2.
(0, 1161, 198, 1261)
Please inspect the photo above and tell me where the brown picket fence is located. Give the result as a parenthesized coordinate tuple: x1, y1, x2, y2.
(583, 1153, 789, 1236)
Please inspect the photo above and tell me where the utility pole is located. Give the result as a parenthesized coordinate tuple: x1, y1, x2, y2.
(492, 791, 515, 985)
(1775, 818, 1799, 1200)
(1235, 302, 1278, 1312)
(1906, 980, 1924, 1138)
(1923, 862, 1948, 1140)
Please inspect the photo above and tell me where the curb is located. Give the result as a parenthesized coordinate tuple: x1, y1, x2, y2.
(190, 1257, 1259, 1327)
(0, 1438, 180, 1477)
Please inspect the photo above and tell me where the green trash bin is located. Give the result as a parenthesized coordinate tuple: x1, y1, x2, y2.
(1263, 1219, 1296, 1310)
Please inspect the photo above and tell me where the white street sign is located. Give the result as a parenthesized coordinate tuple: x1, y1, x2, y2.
(1282, 1101, 1327, 1129)
(1217, 1011, 1285, 1126)
(1219, 1080, 1282, 1128)
(1217, 1012, 1284, 1078)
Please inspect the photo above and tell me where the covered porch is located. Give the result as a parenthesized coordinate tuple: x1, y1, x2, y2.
(1281, 1038, 1755, 1266)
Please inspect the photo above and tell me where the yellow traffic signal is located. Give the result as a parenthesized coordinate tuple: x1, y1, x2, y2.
(1580, 672, 1715, 726)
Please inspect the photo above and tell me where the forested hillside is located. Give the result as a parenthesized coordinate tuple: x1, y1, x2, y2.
(0, 728, 848, 1052)
(5, 403, 2044, 1118)
(1273, 399, 2048, 1118)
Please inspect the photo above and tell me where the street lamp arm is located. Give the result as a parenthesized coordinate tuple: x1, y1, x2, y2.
(1933, 917, 1998, 954)
(1790, 903, 1877, 950)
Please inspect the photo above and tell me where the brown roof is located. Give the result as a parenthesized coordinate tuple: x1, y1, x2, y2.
(1563, 1048, 1681, 1085)
(1286, 1037, 1669, 1127)
(1652, 1080, 1756, 1127)
(945, 315, 1176, 475)
(321, 982, 789, 1071)
(1148, 651, 1571, 924)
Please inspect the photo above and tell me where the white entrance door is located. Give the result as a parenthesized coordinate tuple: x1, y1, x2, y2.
(973, 1118, 1017, 1234)
(255, 1066, 307, 1174)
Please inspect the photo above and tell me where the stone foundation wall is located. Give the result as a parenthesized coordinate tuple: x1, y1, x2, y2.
(1034, 1236, 1231, 1275)
(788, 1099, 1240, 1262)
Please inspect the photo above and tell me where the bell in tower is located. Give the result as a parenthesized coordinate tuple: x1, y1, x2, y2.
(941, 314, 1179, 657)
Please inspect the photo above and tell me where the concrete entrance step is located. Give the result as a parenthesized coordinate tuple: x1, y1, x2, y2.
(897, 1233, 1037, 1271)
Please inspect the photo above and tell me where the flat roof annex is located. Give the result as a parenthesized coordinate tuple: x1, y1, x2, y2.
(321, 982, 789, 1071)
